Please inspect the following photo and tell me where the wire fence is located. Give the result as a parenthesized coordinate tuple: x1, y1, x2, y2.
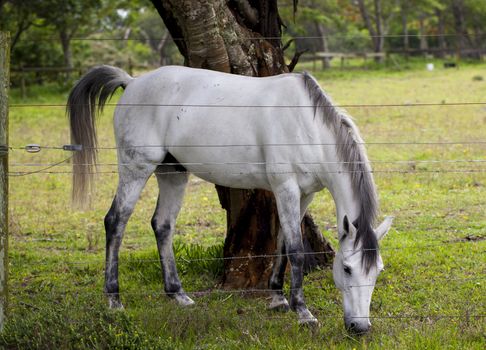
(6, 134, 485, 177)
(9, 101, 486, 109)
(12, 274, 486, 299)
(11, 265, 486, 322)
(11, 238, 486, 267)
(8, 159, 486, 167)
(11, 235, 486, 320)
(14, 295, 486, 325)
(8, 169, 486, 177)
(7, 63, 486, 330)
(8, 140, 486, 150)
(15, 32, 486, 42)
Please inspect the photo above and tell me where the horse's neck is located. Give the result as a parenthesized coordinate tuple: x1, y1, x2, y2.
(316, 129, 361, 236)
(327, 171, 360, 237)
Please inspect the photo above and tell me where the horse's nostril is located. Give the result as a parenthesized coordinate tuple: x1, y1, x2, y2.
(346, 320, 370, 335)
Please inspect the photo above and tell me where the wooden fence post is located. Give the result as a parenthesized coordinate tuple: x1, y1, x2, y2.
(0, 31, 10, 331)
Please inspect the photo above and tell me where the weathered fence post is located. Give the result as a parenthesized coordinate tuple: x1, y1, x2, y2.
(0, 31, 10, 331)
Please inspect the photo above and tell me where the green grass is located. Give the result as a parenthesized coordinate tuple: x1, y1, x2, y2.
(2, 63, 485, 349)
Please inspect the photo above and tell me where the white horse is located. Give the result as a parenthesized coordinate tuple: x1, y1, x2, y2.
(67, 65, 393, 333)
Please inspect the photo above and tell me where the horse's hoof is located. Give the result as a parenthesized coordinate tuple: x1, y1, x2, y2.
(108, 298, 124, 310)
(269, 295, 290, 312)
(174, 292, 195, 306)
(297, 309, 319, 328)
(298, 316, 320, 329)
(269, 301, 290, 313)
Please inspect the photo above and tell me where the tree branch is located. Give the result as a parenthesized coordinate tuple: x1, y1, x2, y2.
(11, 17, 32, 51)
(287, 49, 307, 72)
(282, 38, 294, 51)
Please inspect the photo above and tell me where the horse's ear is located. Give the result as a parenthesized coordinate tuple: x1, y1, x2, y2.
(343, 215, 357, 241)
(375, 216, 394, 240)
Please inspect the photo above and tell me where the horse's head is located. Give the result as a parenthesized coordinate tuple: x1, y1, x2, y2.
(333, 216, 393, 334)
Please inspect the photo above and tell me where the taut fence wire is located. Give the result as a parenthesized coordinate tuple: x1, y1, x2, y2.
(7, 140, 486, 150)
(14, 32, 486, 42)
(8, 169, 486, 177)
(9, 101, 486, 108)
(10, 238, 486, 267)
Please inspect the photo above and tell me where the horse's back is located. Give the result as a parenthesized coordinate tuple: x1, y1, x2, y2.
(114, 66, 326, 190)
(127, 65, 304, 105)
(115, 65, 311, 147)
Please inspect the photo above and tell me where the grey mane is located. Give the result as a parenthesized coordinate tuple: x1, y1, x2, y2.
(302, 72, 379, 272)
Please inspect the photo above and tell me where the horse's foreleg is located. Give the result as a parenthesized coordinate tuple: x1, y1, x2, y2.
(152, 171, 193, 306)
(268, 193, 315, 313)
(268, 230, 289, 312)
(273, 185, 318, 326)
(104, 166, 155, 309)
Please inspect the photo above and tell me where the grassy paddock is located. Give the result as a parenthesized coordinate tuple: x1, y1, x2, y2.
(1, 64, 485, 349)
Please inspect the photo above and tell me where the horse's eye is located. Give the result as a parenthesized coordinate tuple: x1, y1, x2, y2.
(343, 265, 352, 275)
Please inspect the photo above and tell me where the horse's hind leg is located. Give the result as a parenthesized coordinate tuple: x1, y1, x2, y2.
(104, 165, 156, 309)
(152, 168, 193, 305)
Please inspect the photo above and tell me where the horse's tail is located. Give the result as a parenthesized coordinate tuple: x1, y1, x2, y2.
(67, 65, 133, 208)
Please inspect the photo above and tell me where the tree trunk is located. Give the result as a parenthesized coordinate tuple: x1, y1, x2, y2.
(357, 0, 384, 62)
(418, 15, 428, 52)
(150, 0, 334, 289)
(451, 0, 470, 58)
(59, 29, 72, 80)
(373, 0, 385, 55)
(315, 22, 330, 69)
(157, 30, 170, 66)
(401, 8, 409, 58)
(436, 8, 446, 58)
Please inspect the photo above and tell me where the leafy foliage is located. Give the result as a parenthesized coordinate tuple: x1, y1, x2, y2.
(2, 0, 486, 76)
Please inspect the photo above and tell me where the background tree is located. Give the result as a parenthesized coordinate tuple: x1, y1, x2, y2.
(0, 0, 37, 50)
(119, 6, 176, 66)
(33, 0, 110, 73)
(149, 0, 334, 289)
(449, 0, 486, 58)
(4, 0, 486, 75)
(280, 0, 343, 69)
(355, 0, 399, 60)
(399, 0, 442, 53)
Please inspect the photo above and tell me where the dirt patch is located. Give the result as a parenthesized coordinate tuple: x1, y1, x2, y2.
(447, 235, 486, 243)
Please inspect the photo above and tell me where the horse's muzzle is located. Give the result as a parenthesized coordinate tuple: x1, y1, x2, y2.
(345, 318, 371, 335)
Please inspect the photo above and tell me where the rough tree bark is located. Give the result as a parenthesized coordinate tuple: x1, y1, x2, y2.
(150, 0, 334, 289)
